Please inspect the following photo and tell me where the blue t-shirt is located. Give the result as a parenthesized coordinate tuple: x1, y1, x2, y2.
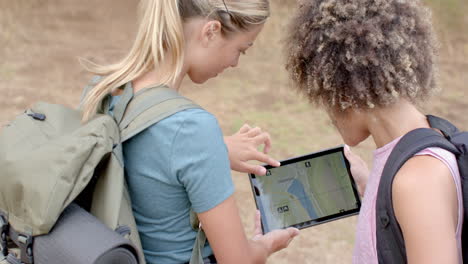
(111, 97, 234, 263)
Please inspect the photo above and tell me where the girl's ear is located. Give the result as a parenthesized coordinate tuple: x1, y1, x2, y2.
(201, 20, 222, 46)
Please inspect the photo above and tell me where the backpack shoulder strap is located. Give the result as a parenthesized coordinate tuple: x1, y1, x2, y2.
(119, 86, 201, 143)
(428, 115, 468, 262)
(376, 127, 459, 263)
(115, 86, 205, 264)
(427, 114, 460, 139)
(78, 75, 103, 109)
(78, 78, 201, 141)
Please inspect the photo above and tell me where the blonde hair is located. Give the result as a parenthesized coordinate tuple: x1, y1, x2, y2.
(81, 0, 270, 122)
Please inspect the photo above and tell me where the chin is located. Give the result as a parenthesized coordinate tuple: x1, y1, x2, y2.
(345, 141, 360, 147)
(188, 73, 210, 84)
(345, 134, 370, 147)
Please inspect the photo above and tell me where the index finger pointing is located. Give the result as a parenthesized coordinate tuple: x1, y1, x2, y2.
(253, 151, 280, 167)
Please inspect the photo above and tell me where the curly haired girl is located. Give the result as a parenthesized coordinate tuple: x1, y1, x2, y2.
(285, 0, 461, 263)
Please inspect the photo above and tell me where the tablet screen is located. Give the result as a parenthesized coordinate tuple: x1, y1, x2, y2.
(248, 146, 361, 233)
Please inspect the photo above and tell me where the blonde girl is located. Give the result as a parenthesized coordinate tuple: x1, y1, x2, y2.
(81, 0, 299, 263)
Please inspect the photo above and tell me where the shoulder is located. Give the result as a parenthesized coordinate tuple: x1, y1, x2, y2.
(391, 151, 460, 262)
(136, 108, 222, 142)
(124, 108, 224, 154)
(416, 147, 458, 174)
(392, 154, 458, 232)
(393, 154, 455, 199)
(173, 108, 220, 129)
(151, 108, 220, 133)
(393, 144, 460, 196)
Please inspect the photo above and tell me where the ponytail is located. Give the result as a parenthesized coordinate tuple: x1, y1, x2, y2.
(80, 0, 270, 123)
(80, 0, 184, 123)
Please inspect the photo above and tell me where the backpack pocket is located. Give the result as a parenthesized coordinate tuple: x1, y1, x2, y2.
(0, 102, 120, 236)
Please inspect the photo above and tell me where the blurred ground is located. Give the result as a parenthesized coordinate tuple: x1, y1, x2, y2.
(1, 0, 467, 263)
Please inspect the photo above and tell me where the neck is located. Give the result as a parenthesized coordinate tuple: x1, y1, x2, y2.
(132, 54, 188, 93)
(367, 99, 429, 148)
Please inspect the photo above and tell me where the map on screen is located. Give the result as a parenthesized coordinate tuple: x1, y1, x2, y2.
(250, 150, 360, 232)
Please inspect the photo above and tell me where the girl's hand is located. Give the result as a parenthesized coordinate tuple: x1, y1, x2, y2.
(344, 145, 369, 197)
(251, 210, 299, 256)
(224, 124, 280, 175)
(199, 197, 298, 263)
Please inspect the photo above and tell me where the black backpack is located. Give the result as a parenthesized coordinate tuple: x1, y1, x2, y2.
(376, 115, 468, 263)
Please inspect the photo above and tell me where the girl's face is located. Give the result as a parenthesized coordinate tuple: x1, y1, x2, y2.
(187, 21, 264, 84)
(327, 107, 370, 147)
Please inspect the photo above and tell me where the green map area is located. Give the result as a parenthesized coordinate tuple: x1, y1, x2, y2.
(253, 152, 359, 231)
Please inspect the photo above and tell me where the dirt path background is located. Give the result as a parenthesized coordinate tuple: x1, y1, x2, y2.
(1, 0, 467, 263)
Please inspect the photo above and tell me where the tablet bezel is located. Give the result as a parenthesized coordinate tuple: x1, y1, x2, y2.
(248, 145, 361, 233)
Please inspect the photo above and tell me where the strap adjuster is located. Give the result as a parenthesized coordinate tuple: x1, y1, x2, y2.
(17, 234, 33, 264)
(7, 227, 34, 264)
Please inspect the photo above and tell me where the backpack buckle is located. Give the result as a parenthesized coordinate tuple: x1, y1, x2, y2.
(8, 227, 34, 264)
(0, 215, 8, 257)
(17, 234, 33, 264)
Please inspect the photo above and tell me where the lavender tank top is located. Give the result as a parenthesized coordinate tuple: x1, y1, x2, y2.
(352, 136, 463, 263)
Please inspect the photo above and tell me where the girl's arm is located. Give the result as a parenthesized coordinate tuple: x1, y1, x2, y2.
(198, 195, 299, 264)
(393, 155, 459, 264)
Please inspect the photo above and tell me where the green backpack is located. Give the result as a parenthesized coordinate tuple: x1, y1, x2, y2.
(0, 79, 207, 264)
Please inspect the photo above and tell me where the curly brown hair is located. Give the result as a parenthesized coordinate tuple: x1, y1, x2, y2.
(285, 0, 438, 110)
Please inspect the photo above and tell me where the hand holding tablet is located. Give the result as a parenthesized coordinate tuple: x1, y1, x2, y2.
(248, 145, 361, 233)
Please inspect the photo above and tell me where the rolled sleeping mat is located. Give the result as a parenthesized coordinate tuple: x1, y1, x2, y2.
(33, 203, 139, 264)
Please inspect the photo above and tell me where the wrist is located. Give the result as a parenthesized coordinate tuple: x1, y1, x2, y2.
(223, 135, 232, 148)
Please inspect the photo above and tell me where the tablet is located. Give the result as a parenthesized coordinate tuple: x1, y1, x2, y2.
(248, 145, 361, 233)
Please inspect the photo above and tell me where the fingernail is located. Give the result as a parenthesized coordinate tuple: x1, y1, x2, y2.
(293, 228, 300, 236)
(287, 227, 300, 236)
(259, 167, 266, 175)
